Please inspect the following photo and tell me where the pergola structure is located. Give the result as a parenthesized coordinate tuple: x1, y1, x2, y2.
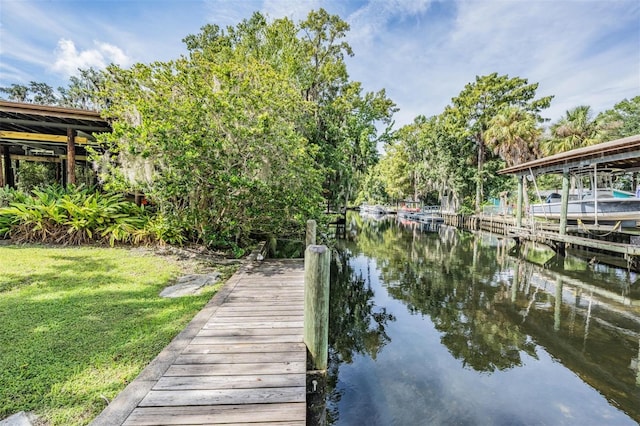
(0, 100, 110, 188)
(498, 134, 640, 234)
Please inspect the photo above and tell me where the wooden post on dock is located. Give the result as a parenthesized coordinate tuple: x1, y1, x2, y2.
(304, 244, 330, 372)
(306, 219, 317, 247)
(516, 175, 523, 228)
(559, 171, 570, 236)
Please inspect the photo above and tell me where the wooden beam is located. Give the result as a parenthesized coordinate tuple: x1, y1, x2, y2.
(0, 100, 103, 120)
(7, 154, 88, 163)
(0, 117, 109, 133)
(10, 154, 60, 163)
(304, 244, 330, 372)
(67, 128, 76, 185)
(0, 130, 89, 144)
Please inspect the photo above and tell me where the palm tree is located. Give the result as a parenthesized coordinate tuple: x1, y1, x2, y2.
(486, 106, 542, 212)
(485, 106, 541, 167)
(542, 105, 600, 155)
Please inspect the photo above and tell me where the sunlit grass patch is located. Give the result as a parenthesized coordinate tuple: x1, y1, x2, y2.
(0, 245, 227, 425)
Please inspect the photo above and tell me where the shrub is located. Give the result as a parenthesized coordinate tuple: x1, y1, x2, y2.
(0, 185, 183, 246)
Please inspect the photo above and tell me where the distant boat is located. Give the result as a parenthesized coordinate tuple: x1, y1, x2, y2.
(360, 204, 388, 215)
(397, 206, 444, 224)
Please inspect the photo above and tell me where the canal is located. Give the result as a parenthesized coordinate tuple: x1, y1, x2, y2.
(325, 212, 640, 425)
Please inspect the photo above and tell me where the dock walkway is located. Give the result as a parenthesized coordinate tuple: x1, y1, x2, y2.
(91, 259, 306, 426)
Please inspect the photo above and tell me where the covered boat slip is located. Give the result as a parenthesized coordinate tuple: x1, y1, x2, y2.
(498, 134, 640, 269)
(0, 100, 110, 187)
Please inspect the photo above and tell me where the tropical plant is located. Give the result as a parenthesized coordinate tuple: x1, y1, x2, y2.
(0, 185, 176, 245)
(542, 105, 600, 155)
(485, 106, 542, 167)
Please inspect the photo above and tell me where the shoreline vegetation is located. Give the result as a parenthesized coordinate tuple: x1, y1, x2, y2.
(0, 244, 238, 425)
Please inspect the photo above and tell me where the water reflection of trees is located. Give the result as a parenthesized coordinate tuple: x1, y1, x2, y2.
(359, 219, 538, 372)
(326, 240, 395, 423)
(503, 257, 640, 421)
(329, 246, 395, 364)
(346, 215, 640, 422)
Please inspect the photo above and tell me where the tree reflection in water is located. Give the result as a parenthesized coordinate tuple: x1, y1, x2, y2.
(326, 243, 395, 422)
(325, 212, 640, 424)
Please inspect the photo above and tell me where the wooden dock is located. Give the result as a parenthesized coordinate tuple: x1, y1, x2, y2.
(91, 259, 307, 426)
(441, 212, 640, 270)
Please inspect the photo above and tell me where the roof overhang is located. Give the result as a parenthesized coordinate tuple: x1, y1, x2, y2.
(0, 100, 111, 158)
(498, 134, 640, 177)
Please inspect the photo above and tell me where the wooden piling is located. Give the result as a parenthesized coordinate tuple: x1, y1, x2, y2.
(304, 244, 330, 371)
(306, 219, 317, 247)
(67, 128, 76, 186)
(1, 146, 12, 188)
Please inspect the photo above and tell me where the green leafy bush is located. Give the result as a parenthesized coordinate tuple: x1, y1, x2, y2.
(0, 185, 184, 245)
(0, 186, 27, 207)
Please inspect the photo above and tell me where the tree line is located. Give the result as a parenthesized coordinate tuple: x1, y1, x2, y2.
(373, 77, 639, 213)
(2, 9, 639, 247)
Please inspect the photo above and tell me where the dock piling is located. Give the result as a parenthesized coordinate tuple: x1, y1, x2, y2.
(306, 219, 317, 247)
(304, 244, 330, 372)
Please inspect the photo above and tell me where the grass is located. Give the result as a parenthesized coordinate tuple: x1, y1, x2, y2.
(0, 245, 234, 425)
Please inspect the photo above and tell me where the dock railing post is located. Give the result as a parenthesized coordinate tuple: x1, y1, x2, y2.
(304, 244, 330, 371)
(516, 175, 523, 228)
(306, 219, 317, 247)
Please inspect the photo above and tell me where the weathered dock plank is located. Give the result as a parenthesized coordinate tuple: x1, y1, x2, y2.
(94, 259, 306, 426)
(175, 351, 305, 364)
(202, 321, 304, 329)
(195, 327, 303, 338)
(139, 387, 306, 407)
(154, 373, 306, 390)
(123, 403, 306, 425)
(182, 342, 305, 353)
(165, 361, 306, 376)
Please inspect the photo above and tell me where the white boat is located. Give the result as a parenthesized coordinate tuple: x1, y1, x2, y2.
(531, 189, 640, 225)
(530, 168, 640, 225)
(360, 204, 388, 215)
(397, 206, 444, 224)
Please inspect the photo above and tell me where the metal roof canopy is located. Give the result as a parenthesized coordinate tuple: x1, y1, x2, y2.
(0, 100, 110, 157)
(0, 100, 109, 133)
(498, 134, 640, 177)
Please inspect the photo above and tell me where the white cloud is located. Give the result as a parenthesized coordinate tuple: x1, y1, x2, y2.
(96, 42, 130, 66)
(51, 39, 131, 77)
(262, 0, 324, 21)
(348, 0, 432, 45)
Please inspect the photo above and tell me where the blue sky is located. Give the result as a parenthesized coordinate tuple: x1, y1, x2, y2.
(1, 0, 638, 128)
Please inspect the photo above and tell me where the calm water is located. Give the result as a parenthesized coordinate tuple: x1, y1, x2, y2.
(325, 213, 640, 425)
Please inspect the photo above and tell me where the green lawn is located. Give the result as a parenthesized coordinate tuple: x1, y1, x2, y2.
(0, 245, 229, 425)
